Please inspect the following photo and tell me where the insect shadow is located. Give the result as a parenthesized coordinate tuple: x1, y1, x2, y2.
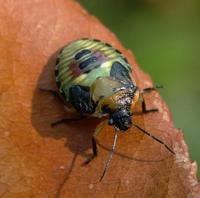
(31, 50, 166, 197)
(31, 49, 103, 196)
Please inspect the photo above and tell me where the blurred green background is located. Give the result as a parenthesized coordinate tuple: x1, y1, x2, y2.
(77, 0, 200, 179)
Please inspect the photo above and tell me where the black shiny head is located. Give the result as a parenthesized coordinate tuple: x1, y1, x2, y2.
(108, 109, 132, 131)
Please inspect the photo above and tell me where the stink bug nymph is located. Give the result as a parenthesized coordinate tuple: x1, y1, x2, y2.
(41, 38, 174, 181)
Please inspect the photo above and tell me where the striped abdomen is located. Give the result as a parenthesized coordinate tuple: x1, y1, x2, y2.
(55, 38, 133, 101)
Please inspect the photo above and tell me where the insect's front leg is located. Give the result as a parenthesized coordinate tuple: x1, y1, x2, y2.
(82, 121, 106, 165)
(141, 97, 158, 113)
(140, 85, 163, 94)
(140, 85, 163, 113)
(51, 114, 85, 127)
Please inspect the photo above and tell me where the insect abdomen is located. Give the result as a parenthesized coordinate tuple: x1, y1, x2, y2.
(55, 39, 133, 101)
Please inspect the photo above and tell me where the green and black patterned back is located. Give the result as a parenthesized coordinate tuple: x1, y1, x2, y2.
(55, 38, 133, 101)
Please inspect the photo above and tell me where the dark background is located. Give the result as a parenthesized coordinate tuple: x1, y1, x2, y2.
(77, 0, 200, 179)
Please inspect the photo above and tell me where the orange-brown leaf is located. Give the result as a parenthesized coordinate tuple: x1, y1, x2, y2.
(0, 0, 199, 197)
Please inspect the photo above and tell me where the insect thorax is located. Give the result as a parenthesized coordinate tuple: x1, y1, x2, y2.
(91, 77, 136, 117)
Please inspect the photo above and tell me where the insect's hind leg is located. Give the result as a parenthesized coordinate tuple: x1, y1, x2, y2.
(140, 85, 163, 113)
(51, 115, 85, 127)
(39, 87, 85, 126)
(39, 87, 61, 101)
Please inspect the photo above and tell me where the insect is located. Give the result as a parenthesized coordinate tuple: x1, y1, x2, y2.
(41, 38, 174, 181)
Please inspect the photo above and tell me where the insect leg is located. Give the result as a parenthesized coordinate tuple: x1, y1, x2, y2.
(139, 92, 158, 113)
(82, 121, 106, 165)
(141, 85, 163, 94)
(51, 115, 85, 127)
(82, 130, 99, 165)
(39, 87, 84, 126)
(139, 85, 163, 113)
(39, 87, 61, 100)
(141, 99, 158, 113)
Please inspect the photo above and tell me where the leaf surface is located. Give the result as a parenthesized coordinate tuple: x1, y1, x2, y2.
(0, 0, 199, 197)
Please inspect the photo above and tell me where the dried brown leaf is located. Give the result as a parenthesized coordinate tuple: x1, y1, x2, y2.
(0, 0, 199, 197)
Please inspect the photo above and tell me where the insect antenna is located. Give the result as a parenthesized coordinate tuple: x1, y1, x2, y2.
(132, 123, 175, 155)
(99, 127, 119, 182)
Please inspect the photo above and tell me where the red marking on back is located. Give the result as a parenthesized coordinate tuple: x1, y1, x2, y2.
(93, 50, 107, 63)
(68, 50, 108, 78)
(68, 62, 82, 77)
